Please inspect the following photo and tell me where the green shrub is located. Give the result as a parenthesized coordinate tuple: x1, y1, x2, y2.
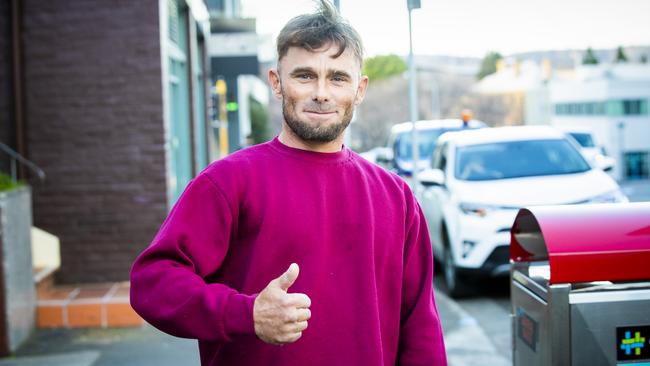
(0, 172, 23, 192)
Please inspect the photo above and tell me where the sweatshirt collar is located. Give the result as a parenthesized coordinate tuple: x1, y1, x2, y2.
(269, 136, 351, 164)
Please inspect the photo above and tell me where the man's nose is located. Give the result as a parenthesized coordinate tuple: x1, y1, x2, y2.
(312, 78, 330, 102)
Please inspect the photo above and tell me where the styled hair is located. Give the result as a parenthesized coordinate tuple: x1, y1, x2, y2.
(276, 0, 364, 66)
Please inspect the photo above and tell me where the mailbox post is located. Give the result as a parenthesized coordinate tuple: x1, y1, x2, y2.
(510, 203, 650, 366)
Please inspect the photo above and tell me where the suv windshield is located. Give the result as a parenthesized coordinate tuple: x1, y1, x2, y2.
(455, 139, 591, 181)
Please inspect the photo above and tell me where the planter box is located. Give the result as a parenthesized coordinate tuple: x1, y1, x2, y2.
(0, 186, 36, 355)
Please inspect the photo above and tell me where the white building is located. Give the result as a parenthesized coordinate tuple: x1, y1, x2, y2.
(549, 64, 650, 181)
(473, 59, 554, 126)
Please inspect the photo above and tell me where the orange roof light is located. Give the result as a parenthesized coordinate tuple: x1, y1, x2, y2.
(461, 109, 473, 123)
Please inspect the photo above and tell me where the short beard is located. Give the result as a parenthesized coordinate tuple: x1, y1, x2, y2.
(282, 98, 354, 143)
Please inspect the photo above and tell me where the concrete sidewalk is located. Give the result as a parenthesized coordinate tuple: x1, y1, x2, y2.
(1, 325, 199, 366)
(436, 291, 510, 366)
(1, 288, 505, 366)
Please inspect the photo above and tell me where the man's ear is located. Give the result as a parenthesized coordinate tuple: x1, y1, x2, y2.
(268, 68, 283, 100)
(354, 75, 369, 106)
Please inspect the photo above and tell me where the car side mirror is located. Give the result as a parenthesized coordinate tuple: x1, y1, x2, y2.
(419, 168, 445, 187)
(594, 155, 615, 172)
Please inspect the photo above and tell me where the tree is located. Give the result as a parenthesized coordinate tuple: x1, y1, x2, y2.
(249, 96, 271, 145)
(582, 47, 599, 65)
(614, 46, 628, 63)
(362, 54, 407, 82)
(476, 51, 503, 80)
(641, 54, 648, 64)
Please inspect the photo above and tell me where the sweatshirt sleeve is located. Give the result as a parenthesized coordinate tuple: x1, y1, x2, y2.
(397, 191, 448, 366)
(130, 173, 256, 342)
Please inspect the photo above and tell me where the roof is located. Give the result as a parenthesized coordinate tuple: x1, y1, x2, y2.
(439, 126, 567, 147)
(556, 64, 650, 82)
(390, 119, 487, 134)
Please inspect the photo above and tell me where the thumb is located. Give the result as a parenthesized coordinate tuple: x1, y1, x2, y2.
(274, 263, 299, 292)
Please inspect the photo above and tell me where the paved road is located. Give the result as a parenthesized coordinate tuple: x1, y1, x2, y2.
(621, 179, 650, 202)
(434, 273, 512, 366)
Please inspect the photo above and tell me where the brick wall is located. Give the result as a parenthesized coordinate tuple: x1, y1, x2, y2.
(23, 0, 169, 283)
(0, 0, 12, 172)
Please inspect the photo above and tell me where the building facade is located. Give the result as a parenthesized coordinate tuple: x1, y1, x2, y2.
(549, 64, 650, 181)
(1, 0, 212, 283)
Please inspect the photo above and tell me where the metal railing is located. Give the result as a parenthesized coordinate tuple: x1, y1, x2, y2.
(0, 142, 45, 183)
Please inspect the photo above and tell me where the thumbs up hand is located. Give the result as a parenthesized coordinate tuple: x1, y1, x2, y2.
(253, 263, 312, 345)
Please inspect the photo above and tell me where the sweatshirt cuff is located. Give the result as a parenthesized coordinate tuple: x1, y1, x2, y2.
(223, 292, 257, 337)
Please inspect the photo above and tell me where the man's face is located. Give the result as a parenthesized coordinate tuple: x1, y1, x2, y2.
(269, 44, 368, 143)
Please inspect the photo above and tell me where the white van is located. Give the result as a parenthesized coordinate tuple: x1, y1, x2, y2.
(385, 119, 487, 177)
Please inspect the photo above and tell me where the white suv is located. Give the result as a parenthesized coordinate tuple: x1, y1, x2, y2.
(417, 126, 627, 297)
(560, 126, 616, 173)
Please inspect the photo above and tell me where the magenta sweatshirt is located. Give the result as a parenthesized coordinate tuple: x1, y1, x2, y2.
(130, 137, 447, 365)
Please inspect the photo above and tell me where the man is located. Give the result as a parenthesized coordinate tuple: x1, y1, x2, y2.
(130, 1, 447, 365)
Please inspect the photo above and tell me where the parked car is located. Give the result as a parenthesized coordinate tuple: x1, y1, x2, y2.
(560, 126, 616, 172)
(386, 119, 487, 177)
(359, 146, 393, 169)
(417, 126, 628, 297)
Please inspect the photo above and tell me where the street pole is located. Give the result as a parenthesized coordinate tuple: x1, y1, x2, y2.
(407, 0, 420, 193)
(618, 121, 625, 181)
(431, 74, 440, 119)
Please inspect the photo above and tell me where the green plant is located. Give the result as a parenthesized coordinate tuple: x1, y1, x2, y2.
(0, 172, 23, 192)
(582, 47, 599, 65)
(614, 46, 628, 63)
(476, 51, 503, 80)
(363, 54, 407, 82)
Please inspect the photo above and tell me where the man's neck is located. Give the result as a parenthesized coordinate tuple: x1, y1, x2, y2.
(278, 125, 344, 153)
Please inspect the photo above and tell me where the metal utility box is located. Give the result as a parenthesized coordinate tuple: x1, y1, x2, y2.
(510, 203, 650, 366)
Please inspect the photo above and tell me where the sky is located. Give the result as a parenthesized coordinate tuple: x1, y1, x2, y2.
(241, 0, 650, 58)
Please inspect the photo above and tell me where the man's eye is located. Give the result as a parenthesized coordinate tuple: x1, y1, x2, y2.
(298, 74, 313, 79)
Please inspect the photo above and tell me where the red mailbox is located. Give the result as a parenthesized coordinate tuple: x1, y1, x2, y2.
(510, 202, 650, 366)
(511, 202, 650, 284)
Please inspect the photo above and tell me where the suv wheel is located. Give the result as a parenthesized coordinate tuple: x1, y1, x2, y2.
(442, 235, 471, 298)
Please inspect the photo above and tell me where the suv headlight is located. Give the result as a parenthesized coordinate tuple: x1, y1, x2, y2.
(586, 189, 628, 203)
(459, 202, 515, 217)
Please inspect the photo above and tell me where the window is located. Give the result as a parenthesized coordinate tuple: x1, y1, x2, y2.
(439, 143, 448, 172)
(454, 139, 590, 181)
(207, 0, 225, 11)
(168, 0, 180, 44)
(554, 102, 607, 116)
(608, 99, 649, 116)
(623, 100, 641, 115)
(624, 152, 649, 179)
(569, 133, 595, 148)
(555, 100, 648, 116)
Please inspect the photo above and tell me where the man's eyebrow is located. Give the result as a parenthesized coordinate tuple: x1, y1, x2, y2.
(289, 67, 316, 76)
(328, 69, 353, 79)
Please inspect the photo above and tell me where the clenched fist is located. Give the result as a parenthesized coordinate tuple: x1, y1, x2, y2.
(253, 263, 312, 345)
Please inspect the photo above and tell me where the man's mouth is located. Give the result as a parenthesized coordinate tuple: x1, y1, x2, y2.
(304, 110, 336, 114)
